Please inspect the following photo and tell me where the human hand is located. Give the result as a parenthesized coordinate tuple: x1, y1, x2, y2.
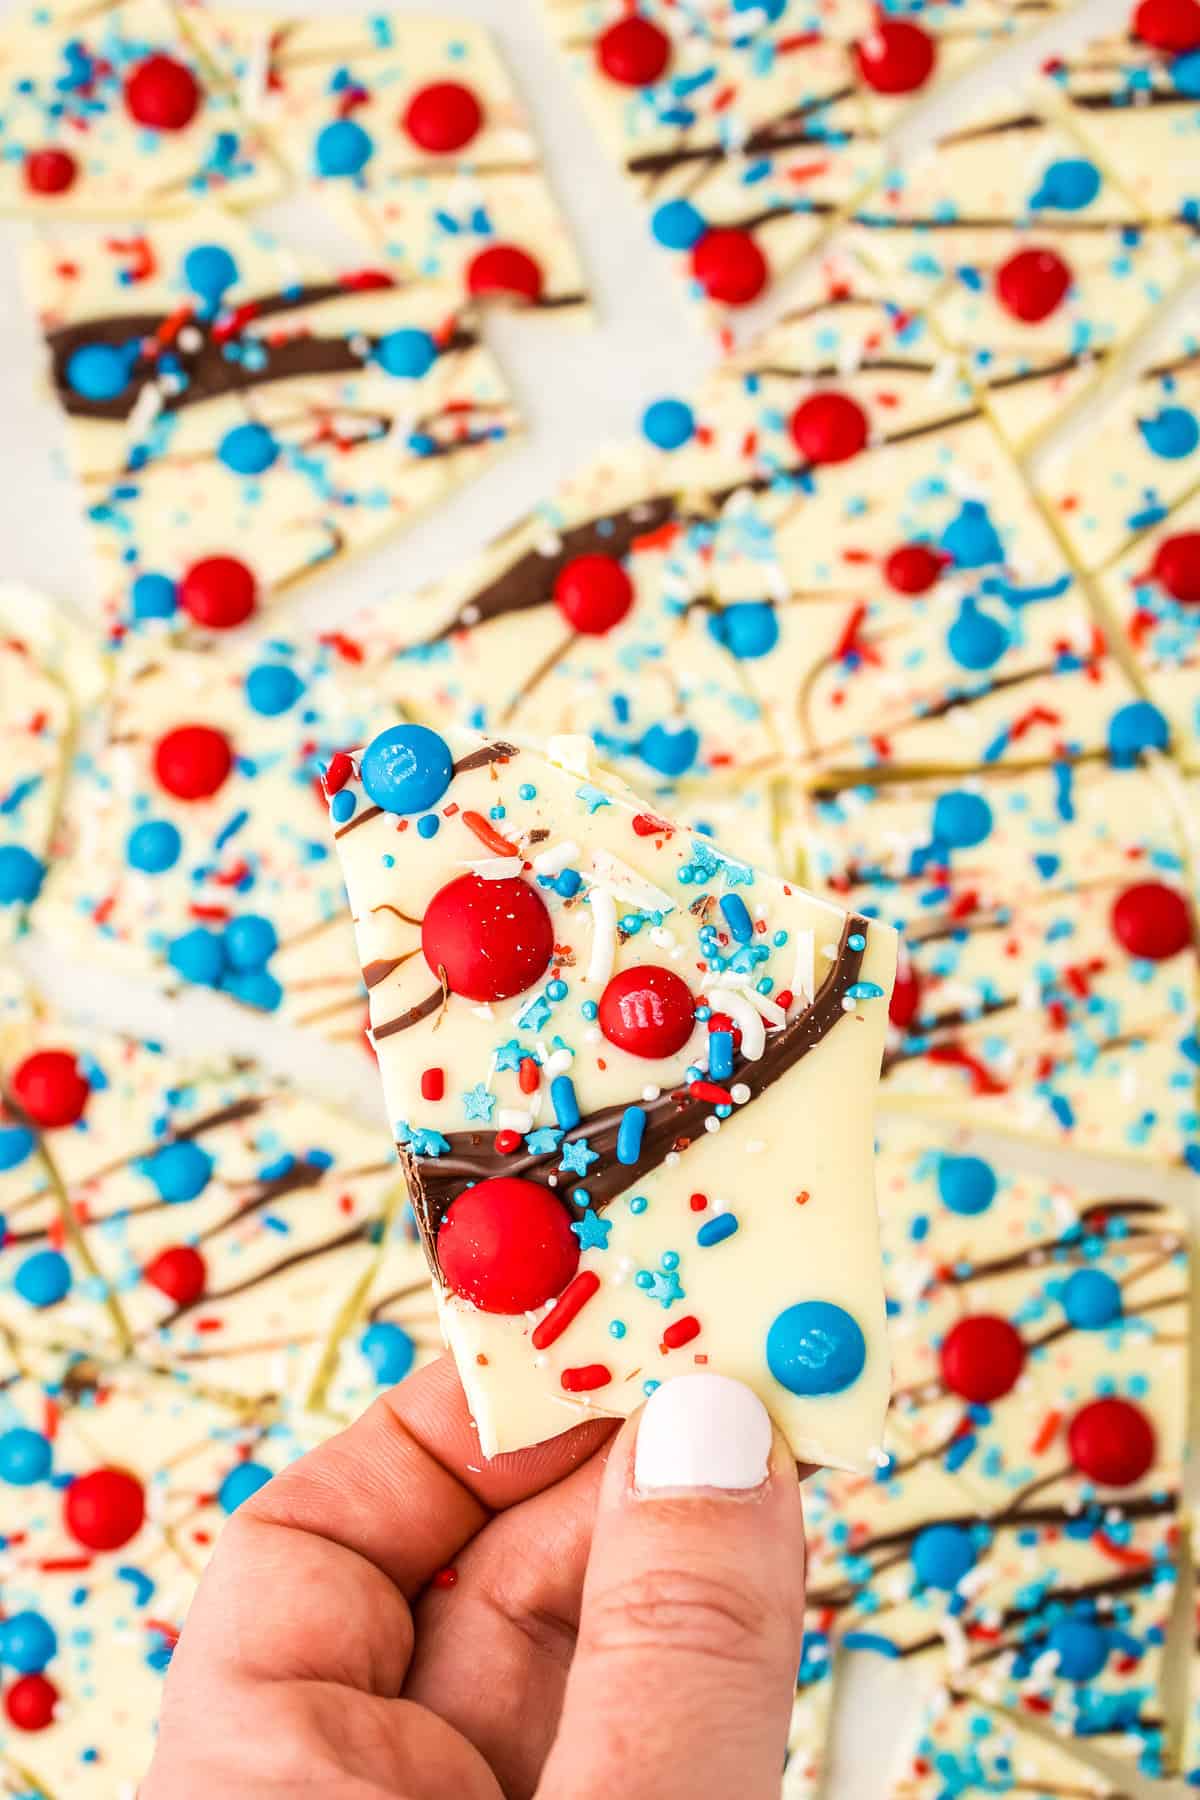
(144, 1357, 806, 1800)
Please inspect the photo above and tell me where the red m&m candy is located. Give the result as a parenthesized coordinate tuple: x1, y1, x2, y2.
(1133, 0, 1200, 50)
(64, 1468, 146, 1551)
(4, 1674, 58, 1732)
(124, 54, 202, 131)
(144, 1245, 207, 1306)
(853, 18, 936, 93)
(24, 148, 77, 196)
(888, 962, 921, 1030)
(995, 247, 1072, 324)
(599, 965, 697, 1059)
(179, 555, 257, 630)
(939, 1315, 1025, 1402)
(790, 392, 870, 465)
(1067, 1396, 1156, 1486)
(10, 1050, 90, 1129)
(153, 724, 234, 801)
(422, 873, 554, 1002)
(690, 229, 768, 307)
(884, 543, 943, 595)
(1150, 530, 1200, 603)
(1110, 881, 1193, 961)
(437, 1177, 579, 1313)
(402, 81, 484, 153)
(554, 554, 635, 635)
(596, 16, 672, 85)
(465, 244, 545, 306)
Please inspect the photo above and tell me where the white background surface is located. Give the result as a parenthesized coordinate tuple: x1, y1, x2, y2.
(1, 0, 1198, 1793)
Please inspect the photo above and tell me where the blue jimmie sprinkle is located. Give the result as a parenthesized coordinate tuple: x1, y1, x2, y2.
(616, 1107, 646, 1165)
(719, 894, 754, 943)
(697, 1212, 739, 1247)
(551, 1075, 581, 1130)
(708, 1029, 734, 1080)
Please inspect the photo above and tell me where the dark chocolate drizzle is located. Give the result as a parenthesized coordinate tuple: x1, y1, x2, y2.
(401, 917, 871, 1257)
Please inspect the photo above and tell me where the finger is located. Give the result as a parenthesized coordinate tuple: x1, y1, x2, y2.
(404, 1445, 609, 1799)
(538, 1373, 806, 1800)
(172, 1356, 613, 1696)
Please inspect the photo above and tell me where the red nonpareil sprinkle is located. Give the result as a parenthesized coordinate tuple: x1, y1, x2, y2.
(560, 1362, 611, 1392)
(795, 1191, 811, 1206)
(462, 810, 520, 857)
(420, 1067, 444, 1102)
(518, 1057, 540, 1094)
(689, 1081, 733, 1105)
(493, 1129, 522, 1155)
(661, 1315, 701, 1350)
(432, 1566, 458, 1590)
(323, 751, 354, 795)
(532, 1271, 601, 1349)
(689, 1192, 708, 1212)
(776, 989, 794, 1012)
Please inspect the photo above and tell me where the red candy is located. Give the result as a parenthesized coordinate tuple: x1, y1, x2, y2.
(554, 554, 635, 635)
(402, 80, 484, 153)
(1151, 530, 1200, 603)
(596, 15, 672, 85)
(939, 1315, 1025, 1402)
(598, 965, 697, 1059)
(1133, 0, 1200, 49)
(994, 247, 1072, 323)
(9, 1050, 90, 1129)
(690, 228, 768, 307)
(124, 54, 202, 131)
(144, 1245, 207, 1306)
(422, 873, 554, 1002)
(179, 555, 257, 630)
(853, 18, 936, 94)
(64, 1468, 146, 1551)
(437, 1177, 579, 1314)
(153, 724, 234, 801)
(790, 392, 870, 465)
(888, 962, 921, 1030)
(1110, 881, 1193, 960)
(1067, 1396, 1156, 1486)
(24, 148, 77, 196)
(465, 245, 544, 305)
(884, 543, 943, 594)
(4, 1674, 58, 1732)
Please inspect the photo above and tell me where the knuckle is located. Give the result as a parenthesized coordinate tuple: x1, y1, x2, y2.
(582, 1565, 768, 1666)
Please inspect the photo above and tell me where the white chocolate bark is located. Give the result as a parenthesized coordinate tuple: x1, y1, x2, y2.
(0, 584, 105, 945)
(890, 1688, 1124, 1800)
(806, 761, 1200, 1163)
(188, 9, 589, 320)
(25, 209, 516, 640)
(0, 0, 285, 218)
(1038, 320, 1200, 571)
(35, 635, 398, 1039)
(1094, 490, 1200, 766)
(849, 101, 1186, 450)
(330, 724, 897, 1467)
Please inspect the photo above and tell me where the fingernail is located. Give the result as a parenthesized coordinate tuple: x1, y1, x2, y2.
(634, 1373, 772, 1495)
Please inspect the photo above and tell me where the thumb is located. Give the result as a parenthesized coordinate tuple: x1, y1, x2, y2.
(537, 1373, 805, 1800)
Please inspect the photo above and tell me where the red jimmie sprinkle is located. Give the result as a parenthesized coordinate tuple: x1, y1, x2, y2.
(462, 810, 520, 857)
(689, 1192, 708, 1212)
(532, 1271, 601, 1349)
(493, 1129, 522, 1155)
(518, 1057, 540, 1094)
(689, 1081, 733, 1105)
(420, 1067, 444, 1102)
(661, 1315, 702, 1351)
(560, 1362, 612, 1392)
(323, 751, 354, 795)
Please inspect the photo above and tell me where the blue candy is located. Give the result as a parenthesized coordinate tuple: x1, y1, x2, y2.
(932, 790, 993, 849)
(315, 118, 373, 177)
(650, 198, 707, 250)
(0, 1126, 34, 1172)
(766, 1301, 866, 1396)
(167, 926, 226, 988)
(361, 1321, 416, 1385)
(941, 500, 1005, 569)
(2, 1611, 57, 1675)
(947, 598, 1008, 671)
(126, 819, 182, 874)
(217, 1462, 273, 1513)
(222, 967, 284, 1012)
(1030, 157, 1101, 211)
(375, 328, 438, 379)
(638, 722, 699, 777)
(0, 1427, 52, 1486)
(642, 398, 695, 450)
(217, 421, 279, 476)
(707, 600, 779, 660)
(1047, 1617, 1109, 1682)
(937, 1154, 997, 1216)
(140, 1140, 214, 1204)
(14, 1249, 71, 1309)
(360, 724, 454, 815)
(1139, 405, 1200, 461)
(182, 244, 239, 305)
(0, 845, 44, 905)
(245, 662, 304, 716)
(65, 342, 134, 402)
(1062, 1268, 1123, 1330)
(912, 1523, 977, 1589)
(130, 572, 177, 620)
(223, 914, 278, 971)
(1108, 699, 1170, 766)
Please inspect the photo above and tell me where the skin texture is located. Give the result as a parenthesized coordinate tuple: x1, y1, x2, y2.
(144, 1356, 807, 1800)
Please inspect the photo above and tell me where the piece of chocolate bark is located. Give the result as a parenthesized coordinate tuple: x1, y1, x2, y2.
(327, 722, 896, 1467)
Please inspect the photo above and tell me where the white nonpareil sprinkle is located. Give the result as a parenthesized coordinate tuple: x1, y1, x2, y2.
(642, 1084, 661, 1102)
(730, 1083, 750, 1104)
(497, 1108, 533, 1133)
(704, 1116, 720, 1133)
(791, 929, 815, 1005)
(586, 885, 618, 987)
(541, 1044, 573, 1079)
(532, 839, 580, 877)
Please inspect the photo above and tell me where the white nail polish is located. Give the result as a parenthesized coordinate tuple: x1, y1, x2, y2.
(634, 1373, 772, 1494)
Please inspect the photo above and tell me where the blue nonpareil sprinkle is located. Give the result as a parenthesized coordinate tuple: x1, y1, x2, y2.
(550, 1075, 581, 1130)
(697, 1212, 739, 1247)
(719, 894, 754, 942)
(616, 1107, 646, 1165)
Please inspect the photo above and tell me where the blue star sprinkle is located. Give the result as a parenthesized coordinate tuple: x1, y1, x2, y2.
(572, 1210, 612, 1251)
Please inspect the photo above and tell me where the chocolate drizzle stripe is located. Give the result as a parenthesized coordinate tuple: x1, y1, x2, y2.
(374, 985, 445, 1041)
(335, 804, 383, 839)
(402, 917, 870, 1259)
(454, 740, 517, 773)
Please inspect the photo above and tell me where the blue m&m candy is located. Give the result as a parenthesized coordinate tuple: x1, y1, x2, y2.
(139, 1140, 214, 1204)
(217, 1462, 273, 1513)
(14, 1249, 71, 1309)
(0, 845, 44, 906)
(766, 1300, 866, 1396)
(360, 724, 454, 815)
(126, 820, 182, 874)
(361, 1321, 416, 1385)
(315, 119, 373, 177)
